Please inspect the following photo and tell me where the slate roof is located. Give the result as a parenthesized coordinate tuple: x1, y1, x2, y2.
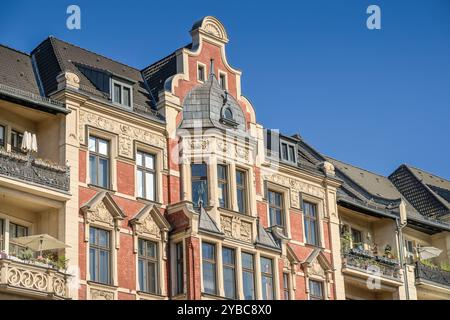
(389, 165, 450, 219)
(198, 205, 223, 235)
(0, 44, 40, 95)
(31, 37, 162, 121)
(255, 222, 281, 251)
(179, 68, 246, 131)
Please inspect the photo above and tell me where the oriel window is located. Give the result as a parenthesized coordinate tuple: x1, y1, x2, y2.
(191, 163, 208, 207)
(217, 164, 229, 209)
(236, 169, 247, 214)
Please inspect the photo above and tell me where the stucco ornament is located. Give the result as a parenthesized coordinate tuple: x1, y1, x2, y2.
(90, 288, 114, 300)
(220, 215, 252, 243)
(87, 201, 114, 227)
(135, 215, 161, 239)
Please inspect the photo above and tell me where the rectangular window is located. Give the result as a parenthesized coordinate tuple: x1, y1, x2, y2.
(351, 229, 363, 250)
(89, 136, 110, 189)
(175, 242, 184, 295)
(217, 164, 229, 209)
(260, 257, 274, 300)
(405, 239, 416, 264)
(112, 81, 132, 107)
(241, 252, 255, 300)
(309, 280, 324, 300)
(219, 73, 226, 90)
(89, 227, 111, 284)
(198, 65, 205, 82)
(268, 190, 284, 228)
(280, 141, 296, 164)
(138, 239, 158, 294)
(236, 169, 247, 214)
(137, 151, 156, 201)
(9, 222, 28, 256)
(0, 125, 5, 147)
(202, 242, 216, 295)
(11, 130, 23, 153)
(303, 201, 319, 246)
(283, 273, 290, 300)
(222, 247, 236, 299)
(191, 163, 208, 207)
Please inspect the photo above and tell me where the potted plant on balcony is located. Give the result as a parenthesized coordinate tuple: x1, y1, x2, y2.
(341, 231, 352, 254)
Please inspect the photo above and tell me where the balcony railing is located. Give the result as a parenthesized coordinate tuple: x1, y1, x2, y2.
(342, 249, 401, 281)
(0, 257, 69, 299)
(0, 149, 70, 192)
(415, 262, 450, 288)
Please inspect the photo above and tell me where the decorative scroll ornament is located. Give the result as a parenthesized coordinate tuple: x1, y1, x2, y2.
(90, 288, 114, 300)
(135, 215, 161, 239)
(220, 215, 252, 243)
(87, 201, 114, 227)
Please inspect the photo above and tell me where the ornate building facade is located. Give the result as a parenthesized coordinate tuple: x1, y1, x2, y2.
(0, 16, 448, 300)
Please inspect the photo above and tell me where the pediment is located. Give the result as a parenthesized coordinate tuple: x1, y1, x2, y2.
(81, 191, 125, 227)
(130, 204, 170, 239)
(302, 248, 333, 278)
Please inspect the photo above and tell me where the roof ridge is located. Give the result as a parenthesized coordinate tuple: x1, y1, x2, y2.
(49, 36, 142, 73)
(326, 155, 389, 180)
(0, 43, 31, 57)
(403, 164, 450, 183)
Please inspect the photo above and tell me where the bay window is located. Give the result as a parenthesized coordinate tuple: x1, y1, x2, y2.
(222, 247, 236, 299)
(236, 169, 247, 214)
(191, 163, 208, 207)
(202, 242, 216, 295)
(241, 252, 255, 300)
(260, 257, 274, 300)
(217, 164, 229, 209)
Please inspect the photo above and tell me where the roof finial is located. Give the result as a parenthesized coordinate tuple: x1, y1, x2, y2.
(209, 58, 215, 78)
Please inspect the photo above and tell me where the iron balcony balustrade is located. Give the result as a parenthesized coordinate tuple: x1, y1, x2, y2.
(415, 261, 450, 288)
(0, 149, 70, 192)
(342, 248, 402, 281)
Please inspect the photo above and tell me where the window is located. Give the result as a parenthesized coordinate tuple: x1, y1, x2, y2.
(112, 80, 132, 107)
(219, 73, 227, 90)
(260, 257, 274, 300)
(280, 141, 296, 164)
(89, 227, 111, 284)
(138, 239, 158, 294)
(137, 151, 156, 201)
(222, 247, 236, 299)
(236, 170, 247, 214)
(223, 108, 233, 120)
(0, 125, 5, 147)
(405, 239, 416, 264)
(217, 164, 229, 209)
(0, 219, 4, 251)
(191, 163, 208, 207)
(202, 242, 216, 295)
(351, 229, 363, 250)
(175, 242, 184, 295)
(241, 252, 255, 300)
(89, 136, 110, 188)
(283, 273, 291, 300)
(303, 201, 319, 246)
(309, 280, 324, 300)
(11, 130, 23, 153)
(9, 222, 28, 256)
(268, 190, 284, 228)
(198, 64, 205, 82)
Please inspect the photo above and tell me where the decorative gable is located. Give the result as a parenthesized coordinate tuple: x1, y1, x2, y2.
(302, 248, 333, 281)
(81, 191, 125, 231)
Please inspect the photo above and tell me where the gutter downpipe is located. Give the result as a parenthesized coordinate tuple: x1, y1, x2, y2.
(396, 217, 410, 300)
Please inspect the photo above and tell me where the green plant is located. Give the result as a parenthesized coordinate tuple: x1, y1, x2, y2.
(341, 231, 352, 253)
(18, 248, 34, 261)
(56, 255, 69, 271)
(420, 259, 438, 268)
(439, 262, 450, 272)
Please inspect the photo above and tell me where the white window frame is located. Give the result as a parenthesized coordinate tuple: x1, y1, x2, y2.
(197, 62, 207, 83)
(111, 79, 133, 108)
(280, 140, 297, 164)
(218, 70, 228, 90)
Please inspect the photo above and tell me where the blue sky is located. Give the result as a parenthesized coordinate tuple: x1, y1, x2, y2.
(1, 0, 449, 179)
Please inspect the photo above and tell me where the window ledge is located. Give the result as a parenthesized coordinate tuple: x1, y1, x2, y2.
(87, 280, 118, 290)
(88, 184, 116, 194)
(136, 197, 162, 207)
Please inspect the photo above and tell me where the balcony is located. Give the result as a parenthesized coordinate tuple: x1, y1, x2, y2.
(0, 149, 70, 192)
(342, 248, 402, 281)
(415, 261, 450, 289)
(0, 256, 69, 299)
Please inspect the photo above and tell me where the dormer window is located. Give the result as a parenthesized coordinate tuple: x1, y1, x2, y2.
(112, 80, 132, 107)
(280, 140, 297, 164)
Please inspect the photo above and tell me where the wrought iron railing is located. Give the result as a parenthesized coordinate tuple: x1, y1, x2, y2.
(0, 150, 70, 192)
(415, 262, 450, 288)
(0, 257, 69, 299)
(342, 249, 401, 281)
